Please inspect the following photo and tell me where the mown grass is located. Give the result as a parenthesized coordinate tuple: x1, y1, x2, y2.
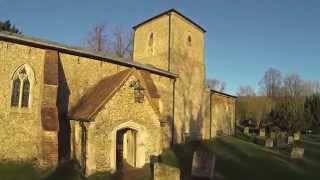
(0, 161, 115, 180)
(1, 134, 320, 180)
(164, 134, 320, 180)
(0, 163, 39, 180)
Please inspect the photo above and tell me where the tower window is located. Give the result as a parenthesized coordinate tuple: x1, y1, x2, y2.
(187, 35, 192, 46)
(148, 32, 154, 55)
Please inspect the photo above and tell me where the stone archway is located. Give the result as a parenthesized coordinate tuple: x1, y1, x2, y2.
(110, 121, 146, 172)
(116, 128, 137, 170)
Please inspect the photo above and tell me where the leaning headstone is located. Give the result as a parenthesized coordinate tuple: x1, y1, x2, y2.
(288, 136, 294, 145)
(244, 127, 250, 135)
(259, 128, 266, 137)
(154, 163, 180, 180)
(294, 132, 301, 141)
(291, 147, 304, 159)
(192, 150, 216, 179)
(265, 138, 274, 148)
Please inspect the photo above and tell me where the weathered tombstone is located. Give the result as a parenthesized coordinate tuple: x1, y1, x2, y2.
(294, 132, 301, 141)
(259, 128, 266, 137)
(154, 163, 180, 180)
(216, 130, 223, 136)
(288, 136, 294, 145)
(270, 132, 276, 139)
(265, 138, 274, 148)
(291, 147, 304, 159)
(276, 135, 287, 149)
(244, 127, 250, 135)
(150, 155, 160, 177)
(183, 132, 190, 143)
(192, 150, 216, 179)
(280, 131, 287, 138)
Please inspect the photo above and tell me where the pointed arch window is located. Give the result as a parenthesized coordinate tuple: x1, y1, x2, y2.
(10, 65, 34, 108)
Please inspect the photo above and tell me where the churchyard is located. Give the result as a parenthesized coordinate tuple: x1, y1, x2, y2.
(1, 131, 319, 180)
(163, 133, 320, 180)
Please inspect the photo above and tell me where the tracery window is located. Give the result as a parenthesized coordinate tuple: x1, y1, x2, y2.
(10, 65, 34, 108)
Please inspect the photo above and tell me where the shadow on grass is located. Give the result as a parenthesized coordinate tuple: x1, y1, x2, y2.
(162, 136, 320, 180)
(43, 161, 80, 180)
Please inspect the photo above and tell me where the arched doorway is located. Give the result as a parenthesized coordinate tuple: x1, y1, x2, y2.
(110, 121, 147, 172)
(116, 128, 137, 170)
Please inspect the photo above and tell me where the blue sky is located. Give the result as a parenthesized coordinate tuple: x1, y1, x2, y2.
(1, 0, 320, 94)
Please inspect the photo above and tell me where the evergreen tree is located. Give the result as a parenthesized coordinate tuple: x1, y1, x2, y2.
(305, 93, 320, 128)
(268, 98, 306, 133)
(0, 20, 21, 34)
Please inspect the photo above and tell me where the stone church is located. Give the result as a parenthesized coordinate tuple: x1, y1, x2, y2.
(0, 9, 236, 175)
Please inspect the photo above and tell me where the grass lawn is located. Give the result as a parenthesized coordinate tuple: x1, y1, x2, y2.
(1, 134, 319, 180)
(168, 135, 320, 180)
(0, 161, 115, 180)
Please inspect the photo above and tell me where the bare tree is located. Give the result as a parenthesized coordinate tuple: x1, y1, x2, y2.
(207, 79, 226, 92)
(259, 68, 282, 97)
(112, 26, 133, 58)
(303, 80, 320, 95)
(84, 24, 133, 59)
(237, 85, 256, 97)
(283, 73, 304, 97)
(85, 23, 110, 52)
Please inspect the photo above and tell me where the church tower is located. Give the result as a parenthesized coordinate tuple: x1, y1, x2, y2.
(133, 9, 209, 143)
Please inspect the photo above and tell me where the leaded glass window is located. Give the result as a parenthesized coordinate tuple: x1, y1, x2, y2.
(11, 78, 20, 107)
(10, 65, 33, 108)
(21, 79, 30, 107)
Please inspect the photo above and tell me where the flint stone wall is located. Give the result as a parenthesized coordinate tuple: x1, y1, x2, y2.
(0, 41, 44, 163)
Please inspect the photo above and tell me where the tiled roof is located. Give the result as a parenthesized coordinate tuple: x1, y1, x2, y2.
(69, 68, 161, 120)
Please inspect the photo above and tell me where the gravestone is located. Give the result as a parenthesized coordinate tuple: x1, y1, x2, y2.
(154, 163, 180, 180)
(244, 127, 250, 135)
(192, 150, 216, 179)
(150, 155, 160, 177)
(288, 136, 294, 145)
(265, 138, 274, 148)
(291, 147, 304, 159)
(276, 135, 287, 149)
(259, 128, 266, 137)
(270, 132, 276, 139)
(280, 131, 287, 139)
(294, 132, 301, 141)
